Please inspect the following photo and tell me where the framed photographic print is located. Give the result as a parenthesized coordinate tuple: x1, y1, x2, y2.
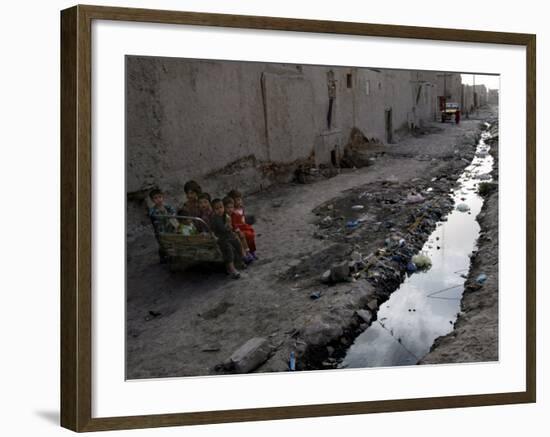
(60, 4, 536, 432)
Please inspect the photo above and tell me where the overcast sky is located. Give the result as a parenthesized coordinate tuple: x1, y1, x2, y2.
(460, 73, 499, 90)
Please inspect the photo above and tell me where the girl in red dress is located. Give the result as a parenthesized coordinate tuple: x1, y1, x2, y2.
(222, 196, 253, 263)
(227, 190, 257, 258)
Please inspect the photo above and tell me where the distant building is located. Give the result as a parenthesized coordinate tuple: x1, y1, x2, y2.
(436, 72, 462, 104)
(488, 88, 499, 105)
(461, 84, 475, 116)
(474, 84, 488, 107)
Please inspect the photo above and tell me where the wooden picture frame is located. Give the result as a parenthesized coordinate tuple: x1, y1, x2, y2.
(60, 4, 536, 432)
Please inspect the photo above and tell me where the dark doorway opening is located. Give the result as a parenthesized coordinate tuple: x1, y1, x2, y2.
(385, 108, 393, 144)
(331, 149, 337, 166)
(327, 98, 334, 129)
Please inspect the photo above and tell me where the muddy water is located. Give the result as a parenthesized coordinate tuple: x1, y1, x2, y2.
(340, 125, 494, 369)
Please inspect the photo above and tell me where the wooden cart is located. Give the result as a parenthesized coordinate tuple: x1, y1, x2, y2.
(155, 215, 224, 272)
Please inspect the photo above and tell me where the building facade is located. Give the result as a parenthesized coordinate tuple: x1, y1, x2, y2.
(126, 57, 441, 197)
(488, 88, 499, 105)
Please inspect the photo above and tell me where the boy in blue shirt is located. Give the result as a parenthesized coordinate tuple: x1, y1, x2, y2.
(148, 188, 176, 263)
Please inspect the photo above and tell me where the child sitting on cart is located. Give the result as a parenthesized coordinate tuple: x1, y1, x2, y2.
(178, 180, 202, 218)
(223, 196, 254, 264)
(210, 198, 246, 279)
(197, 192, 214, 233)
(148, 188, 177, 263)
(227, 189, 257, 259)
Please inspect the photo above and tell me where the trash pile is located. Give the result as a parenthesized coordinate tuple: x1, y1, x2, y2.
(311, 179, 454, 300)
(318, 214, 441, 297)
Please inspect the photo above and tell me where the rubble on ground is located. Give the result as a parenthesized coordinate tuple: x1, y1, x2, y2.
(220, 337, 273, 373)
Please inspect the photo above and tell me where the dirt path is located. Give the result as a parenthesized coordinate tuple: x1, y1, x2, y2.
(127, 110, 496, 378)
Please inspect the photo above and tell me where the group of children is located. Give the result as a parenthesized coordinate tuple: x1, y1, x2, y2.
(148, 180, 257, 279)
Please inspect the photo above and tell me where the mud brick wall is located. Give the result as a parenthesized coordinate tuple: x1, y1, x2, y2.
(126, 56, 440, 198)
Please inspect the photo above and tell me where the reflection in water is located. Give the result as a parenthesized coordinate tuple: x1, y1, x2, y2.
(340, 126, 494, 369)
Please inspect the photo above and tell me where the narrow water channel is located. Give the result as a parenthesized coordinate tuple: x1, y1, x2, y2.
(340, 124, 494, 369)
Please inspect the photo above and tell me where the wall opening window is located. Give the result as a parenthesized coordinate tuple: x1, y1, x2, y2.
(346, 73, 353, 88)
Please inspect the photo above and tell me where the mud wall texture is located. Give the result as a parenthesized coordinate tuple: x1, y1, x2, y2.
(436, 72, 463, 104)
(474, 84, 489, 106)
(488, 88, 499, 105)
(462, 84, 476, 116)
(126, 56, 441, 197)
(462, 83, 492, 117)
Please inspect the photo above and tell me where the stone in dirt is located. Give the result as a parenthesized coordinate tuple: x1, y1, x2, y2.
(330, 261, 350, 282)
(367, 299, 378, 311)
(405, 193, 425, 204)
(320, 269, 332, 283)
(356, 309, 372, 324)
(226, 337, 272, 373)
(300, 317, 343, 345)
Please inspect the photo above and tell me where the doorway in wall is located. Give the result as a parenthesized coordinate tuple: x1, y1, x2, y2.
(326, 70, 337, 130)
(385, 108, 393, 143)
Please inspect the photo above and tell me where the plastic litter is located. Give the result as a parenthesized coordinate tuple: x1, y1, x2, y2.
(406, 261, 417, 272)
(476, 273, 488, 284)
(346, 220, 359, 229)
(310, 291, 322, 300)
(351, 205, 365, 211)
(320, 216, 333, 227)
(456, 203, 470, 212)
(288, 352, 296, 371)
(357, 213, 372, 223)
(412, 253, 432, 269)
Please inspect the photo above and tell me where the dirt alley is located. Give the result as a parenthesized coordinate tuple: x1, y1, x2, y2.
(126, 107, 497, 379)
